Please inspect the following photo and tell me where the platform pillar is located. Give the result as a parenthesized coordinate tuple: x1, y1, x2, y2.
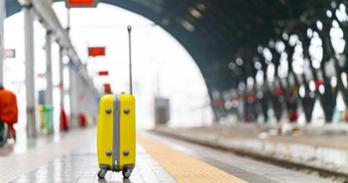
(45, 31, 53, 106)
(0, 0, 5, 84)
(69, 65, 78, 127)
(59, 47, 64, 108)
(24, 6, 37, 138)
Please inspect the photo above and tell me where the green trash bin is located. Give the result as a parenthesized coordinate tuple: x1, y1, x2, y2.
(40, 105, 54, 134)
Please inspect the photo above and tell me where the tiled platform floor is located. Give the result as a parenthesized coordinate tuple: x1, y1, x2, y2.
(8, 129, 176, 183)
(1, 127, 332, 183)
(11, 144, 176, 183)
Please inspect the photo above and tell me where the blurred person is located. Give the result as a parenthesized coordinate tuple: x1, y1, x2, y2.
(78, 112, 87, 128)
(287, 95, 299, 123)
(60, 108, 69, 132)
(0, 83, 18, 144)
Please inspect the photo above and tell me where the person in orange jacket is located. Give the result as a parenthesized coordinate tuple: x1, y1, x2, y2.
(0, 84, 18, 142)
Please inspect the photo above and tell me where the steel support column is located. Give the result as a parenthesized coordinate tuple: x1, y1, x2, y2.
(59, 47, 64, 108)
(0, 0, 5, 84)
(24, 6, 36, 138)
(45, 31, 53, 106)
(69, 66, 78, 127)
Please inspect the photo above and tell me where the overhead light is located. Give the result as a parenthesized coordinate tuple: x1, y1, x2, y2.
(236, 57, 243, 66)
(228, 62, 236, 70)
(189, 8, 202, 18)
(180, 19, 195, 32)
(197, 3, 207, 11)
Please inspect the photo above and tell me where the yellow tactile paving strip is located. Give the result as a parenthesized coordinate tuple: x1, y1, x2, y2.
(138, 135, 248, 183)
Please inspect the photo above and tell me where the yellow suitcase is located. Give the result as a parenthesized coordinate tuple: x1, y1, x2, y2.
(97, 25, 136, 179)
(97, 94, 136, 179)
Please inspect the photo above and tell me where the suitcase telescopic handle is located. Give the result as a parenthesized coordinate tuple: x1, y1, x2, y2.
(127, 25, 133, 95)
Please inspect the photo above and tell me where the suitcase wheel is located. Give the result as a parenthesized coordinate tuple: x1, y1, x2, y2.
(97, 169, 107, 179)
(122, 168, 133, 179)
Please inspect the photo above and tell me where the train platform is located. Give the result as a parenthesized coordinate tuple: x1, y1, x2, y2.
(153, 124, 348, 179)
(0, 127, 332, 183)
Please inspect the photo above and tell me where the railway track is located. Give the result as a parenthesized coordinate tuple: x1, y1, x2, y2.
(152, 129, 348, 183)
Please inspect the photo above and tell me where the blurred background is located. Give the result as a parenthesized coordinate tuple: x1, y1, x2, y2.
(2, 0, 348, 182)
(3, 2, 213, 134)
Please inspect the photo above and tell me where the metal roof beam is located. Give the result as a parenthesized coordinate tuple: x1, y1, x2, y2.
(17, 0, 99, 96)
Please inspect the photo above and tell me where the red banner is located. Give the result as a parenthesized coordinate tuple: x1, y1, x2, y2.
(66, 0, 97, 7)
(98, 71, 109, 76)
(88, 47, 105, 57)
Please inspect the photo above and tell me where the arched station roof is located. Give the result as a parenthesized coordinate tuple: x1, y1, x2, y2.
(5, 0, 348, 121)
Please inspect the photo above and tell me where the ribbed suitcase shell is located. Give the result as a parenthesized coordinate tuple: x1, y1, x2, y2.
(97, 94, 136, 177)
